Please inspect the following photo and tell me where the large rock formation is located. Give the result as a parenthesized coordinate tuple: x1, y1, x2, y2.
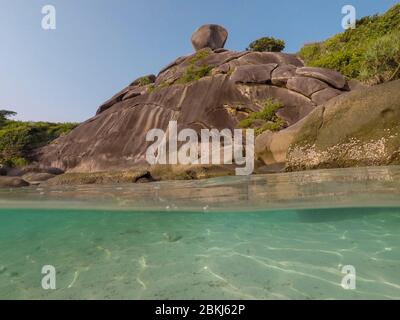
(286, 80, 400, 170)
(255, 80, 400, 171)
(37, 25, 350, 173)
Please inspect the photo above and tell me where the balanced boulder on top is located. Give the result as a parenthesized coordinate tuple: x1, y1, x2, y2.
(191, 24, 228, 51)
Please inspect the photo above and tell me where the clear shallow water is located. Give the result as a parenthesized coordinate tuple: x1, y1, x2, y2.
(1, 166, 400, 300)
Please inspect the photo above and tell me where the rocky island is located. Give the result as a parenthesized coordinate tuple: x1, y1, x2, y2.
(1, 4, 399, 187)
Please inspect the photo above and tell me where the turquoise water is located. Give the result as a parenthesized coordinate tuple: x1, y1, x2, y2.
(1, 166, 400, 300)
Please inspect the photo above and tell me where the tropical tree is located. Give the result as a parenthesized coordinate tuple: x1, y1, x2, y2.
(247, 37, 285, 52)
(0, 110, 17, 127)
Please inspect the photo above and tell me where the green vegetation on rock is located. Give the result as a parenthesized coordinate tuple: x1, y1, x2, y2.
(176, 49, 213, 84)
(147, 81, 171, 93)
(298, 3, 400, 84)
(176, 64, 213, 84)
(188, 49, 211, 64)
(247, 37, 285, 52)
(360, 31, 400, 84)
(238, 99, 286, 136)
(0, 110, 17, 127)
(0, 113, 78, 167)
(137, 76, 152, 86)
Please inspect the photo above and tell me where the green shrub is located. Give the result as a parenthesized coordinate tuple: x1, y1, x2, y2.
(147, 81, 171, 93)
(137, 76, 152, 86)
(175, 49, 213, 84)
(238, 99, 286, 136)
(247, 37, 285, 52)
(254, 122, 283, 136)
(359, 31, 400, 84)
(176, 64, 213, 84)
(2, 156, 28, 168)
(188, 49, 211, 64)
(298, 3, 400, 83)
(0, 121, 78, 167)
(0, 110, 17, 127)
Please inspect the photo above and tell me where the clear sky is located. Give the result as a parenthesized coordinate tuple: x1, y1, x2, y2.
(0, 0, 398, 123)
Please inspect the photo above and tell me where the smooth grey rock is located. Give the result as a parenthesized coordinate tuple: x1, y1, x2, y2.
(255, 117, 306, 166)
(122, 86, 151, 101)
(129, 74, 156, 87)
(286, 76, 329, 97)
(311, 88, 342, 105)
(5, 167, 22, 177)
(191, 24, 228, 51)
(347, 79, 368, 91)
(213, 48, 228, 53)
(44, 167, 65, 175)
(15, 164, 64, 176)
(238, 52, 303, 67)
(296, 67, 347, 89)
(96, 86, 131, 115)
(22, 172, 55, 183)
(276, 105, 316, 127)
(271, 64, 297, 86)
(230, 64, 277, 84)
(0, 165, 8, 176)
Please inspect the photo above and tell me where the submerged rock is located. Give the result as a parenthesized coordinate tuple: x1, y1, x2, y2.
(163, 233, 183, 243)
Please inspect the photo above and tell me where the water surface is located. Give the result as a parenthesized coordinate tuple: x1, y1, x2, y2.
(1, 166, 400, 299)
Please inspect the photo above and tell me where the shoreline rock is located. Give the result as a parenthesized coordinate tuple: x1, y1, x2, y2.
(43, 165, 236, 186)
(0, 177, 30, 188)
(286, 80, 400, 170)
(258, 80, 400, 171)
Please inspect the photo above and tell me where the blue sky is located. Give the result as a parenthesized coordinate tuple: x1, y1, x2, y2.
(0, 0, 398, 122)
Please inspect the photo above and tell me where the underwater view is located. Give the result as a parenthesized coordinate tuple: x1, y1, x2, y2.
(1, 166, 400, 300)
(1, 0, 400, 306)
